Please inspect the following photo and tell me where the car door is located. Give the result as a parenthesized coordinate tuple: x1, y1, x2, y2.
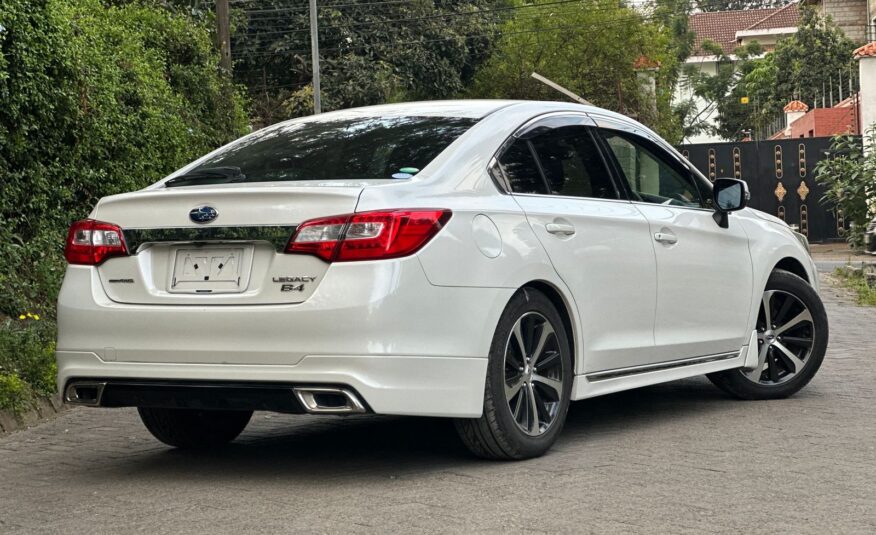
(491, 114, 658, 373)
(595, 123, 754, 362)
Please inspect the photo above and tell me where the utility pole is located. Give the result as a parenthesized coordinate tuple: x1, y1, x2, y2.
(309, 0, 322, 114)
(216, 0, 232, 73)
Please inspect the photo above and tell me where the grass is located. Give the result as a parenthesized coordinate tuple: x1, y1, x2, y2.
(833, 266, 876, 306)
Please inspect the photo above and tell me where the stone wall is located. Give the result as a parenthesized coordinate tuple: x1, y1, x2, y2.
(822, 0, 868, 43)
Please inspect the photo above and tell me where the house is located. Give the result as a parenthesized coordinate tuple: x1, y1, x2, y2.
(677, 3, 802, 143)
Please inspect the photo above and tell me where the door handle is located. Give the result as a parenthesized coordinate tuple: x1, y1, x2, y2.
(654, 231, 678, 244)
(546, 223, 576, 236)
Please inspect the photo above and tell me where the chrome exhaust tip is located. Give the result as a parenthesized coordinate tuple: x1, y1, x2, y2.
(64, 381, 107, 406)
(293, 387, 367, 414)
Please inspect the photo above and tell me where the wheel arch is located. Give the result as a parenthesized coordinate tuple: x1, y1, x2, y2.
(773, 257, 810, 283)
(520, 280, 579, 374)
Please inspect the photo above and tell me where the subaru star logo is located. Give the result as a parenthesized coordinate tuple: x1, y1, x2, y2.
(189, 206, 218, 224)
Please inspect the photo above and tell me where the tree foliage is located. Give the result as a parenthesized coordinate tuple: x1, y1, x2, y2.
(231, 0, 510, 126)
(745, 8, 858, 114)
(816, 132, 874, 249)
(0, 0, 248, 317)
(465, 0, 686, 141)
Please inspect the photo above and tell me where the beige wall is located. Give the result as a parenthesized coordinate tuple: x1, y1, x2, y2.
(822, 0, 868, 43)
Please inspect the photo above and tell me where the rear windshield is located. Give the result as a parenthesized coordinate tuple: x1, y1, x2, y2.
(182, 115, 478, 183)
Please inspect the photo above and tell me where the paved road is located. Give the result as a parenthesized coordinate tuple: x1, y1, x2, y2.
(1, 275, 874, 534)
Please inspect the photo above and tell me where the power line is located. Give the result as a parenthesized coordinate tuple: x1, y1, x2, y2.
(238, 0, 630, 34)
(236, 11, 658, 59)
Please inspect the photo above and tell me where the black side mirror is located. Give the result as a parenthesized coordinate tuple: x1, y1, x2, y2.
(712, 178, 749, 228)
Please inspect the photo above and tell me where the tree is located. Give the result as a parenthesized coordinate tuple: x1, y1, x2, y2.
(681, 7, 858, 141)
(816, 132, 875, 249)
(679, 39, 764, 140)
(465, 0, 684, 140)
(231, 0, 510, 126)
(0, 0, 248, 317)
(746, 7, 858, 114)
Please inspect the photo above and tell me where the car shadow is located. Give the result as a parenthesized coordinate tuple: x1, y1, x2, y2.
(89, 376, 744, 483)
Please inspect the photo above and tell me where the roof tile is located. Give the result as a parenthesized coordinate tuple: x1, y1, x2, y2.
(854, 42, 876, 59)
(689, 3, 800, 56)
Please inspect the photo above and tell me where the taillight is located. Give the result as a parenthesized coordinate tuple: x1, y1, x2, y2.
(64, 219, 128, 265)
(287, 209, 451, 262)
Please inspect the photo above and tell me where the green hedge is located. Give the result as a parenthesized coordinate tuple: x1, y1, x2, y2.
(0, 0, 248, 319)
(0, 0, 249, 410)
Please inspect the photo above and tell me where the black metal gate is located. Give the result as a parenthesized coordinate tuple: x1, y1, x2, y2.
(678, 137, 854, 243)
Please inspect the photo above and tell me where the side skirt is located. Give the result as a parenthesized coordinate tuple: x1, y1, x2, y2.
(571, 349, 746, 401)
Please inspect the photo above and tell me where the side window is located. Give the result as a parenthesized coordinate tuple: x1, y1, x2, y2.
(529, 126, 617, 199)
(497, 139, 547, 195)
(600, 130, 704, 208)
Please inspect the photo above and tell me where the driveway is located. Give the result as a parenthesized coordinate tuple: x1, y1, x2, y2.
(1, 275, 874, 534)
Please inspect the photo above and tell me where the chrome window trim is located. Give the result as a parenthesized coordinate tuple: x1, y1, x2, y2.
(122, 225, 298, 253)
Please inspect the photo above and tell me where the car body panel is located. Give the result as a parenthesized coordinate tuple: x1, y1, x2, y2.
(56, 99, 822, 417)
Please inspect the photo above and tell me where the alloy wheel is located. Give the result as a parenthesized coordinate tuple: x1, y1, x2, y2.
(746, 289, 815, 385)
(503, 312, 564, 436)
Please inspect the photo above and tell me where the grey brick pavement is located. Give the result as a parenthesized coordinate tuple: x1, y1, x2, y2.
(1, 274, 874, 534)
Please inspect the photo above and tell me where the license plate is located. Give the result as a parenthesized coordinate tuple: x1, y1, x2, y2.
(170, 247, 246, 293)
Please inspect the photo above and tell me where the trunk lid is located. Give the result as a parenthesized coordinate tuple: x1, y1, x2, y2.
(92, 182, 369, 305)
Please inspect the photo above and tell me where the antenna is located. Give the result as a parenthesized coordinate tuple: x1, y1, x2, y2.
(531, 72, 592, 106)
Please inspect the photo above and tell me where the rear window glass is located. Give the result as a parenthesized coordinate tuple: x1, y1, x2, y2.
(184, 115, 478, 183)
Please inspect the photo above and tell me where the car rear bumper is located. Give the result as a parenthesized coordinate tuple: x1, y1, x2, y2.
(57, 257, 512, 417)
(57, 352, 488, 417)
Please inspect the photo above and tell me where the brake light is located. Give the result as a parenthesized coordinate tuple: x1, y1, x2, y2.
(287, 209, 451, 262)
(64, 219, 128, 265)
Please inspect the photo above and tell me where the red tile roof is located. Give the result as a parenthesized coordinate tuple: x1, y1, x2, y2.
(854, 42, 876, 59)
(783, 100, 809, 112)
(689, 3, 801, 56)
(744, 3, 801, 31)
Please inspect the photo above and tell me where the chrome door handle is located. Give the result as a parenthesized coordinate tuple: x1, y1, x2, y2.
(654, 232, 677, 244)
(546, 223, 576, 236)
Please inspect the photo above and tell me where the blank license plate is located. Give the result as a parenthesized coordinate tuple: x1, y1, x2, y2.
(170, 247, 245, 293)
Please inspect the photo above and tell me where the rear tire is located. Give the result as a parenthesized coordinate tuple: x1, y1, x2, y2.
(138, 407, 252, 449)
(708, 269, 828, 400)
(455, 288, 572, 460)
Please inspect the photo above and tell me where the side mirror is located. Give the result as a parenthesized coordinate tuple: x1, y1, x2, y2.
(712, 178, 749, 228)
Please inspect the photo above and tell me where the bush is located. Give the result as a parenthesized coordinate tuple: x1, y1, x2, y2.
(0, 318, 57, 396)
(0, 0, 249, 319)
(815, 130, 875, 249)
(0, 317, 56, 413)
(0, 373, 31, 413)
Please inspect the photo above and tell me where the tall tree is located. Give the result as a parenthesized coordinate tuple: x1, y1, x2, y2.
(231, 0, 510, 126)
(466, 0, 685, 141)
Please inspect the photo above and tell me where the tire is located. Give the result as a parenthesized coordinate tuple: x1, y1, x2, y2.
(138, 407, 252, 449)
(708, 269, 828, 400)
(455, 288, 573, 460)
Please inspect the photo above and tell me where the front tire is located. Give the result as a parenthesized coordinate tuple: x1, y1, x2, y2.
(708, 269, 828, 400)
(138, 407, 252, 449)
(455, 288, 572, 460)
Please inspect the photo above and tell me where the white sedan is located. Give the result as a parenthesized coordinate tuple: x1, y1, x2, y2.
(57, 100, 828, 459)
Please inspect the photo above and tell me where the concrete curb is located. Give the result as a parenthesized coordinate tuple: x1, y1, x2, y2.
(0, 395, 65, 434)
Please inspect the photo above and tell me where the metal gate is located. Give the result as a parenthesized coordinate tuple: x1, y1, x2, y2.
(677, 137, 854, 243)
